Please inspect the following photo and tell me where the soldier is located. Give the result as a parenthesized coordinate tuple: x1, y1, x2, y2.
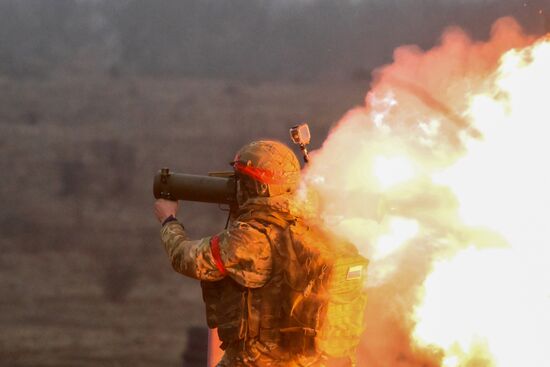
(154, 140, 366, 366)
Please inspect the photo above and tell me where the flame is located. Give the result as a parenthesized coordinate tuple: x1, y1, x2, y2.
(414, 35, 550, 367)
(373, 156, 415, 189)
(302, 17, 550, 366)
(375, 217, 419, 260)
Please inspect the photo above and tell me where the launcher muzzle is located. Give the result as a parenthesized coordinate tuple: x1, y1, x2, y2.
(153, 168, 237, 205)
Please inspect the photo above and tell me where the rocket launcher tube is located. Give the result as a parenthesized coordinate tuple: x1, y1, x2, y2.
(153, 168, 237, 205)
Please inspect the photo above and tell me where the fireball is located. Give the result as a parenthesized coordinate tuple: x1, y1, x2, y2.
(303, 18, 550, 366)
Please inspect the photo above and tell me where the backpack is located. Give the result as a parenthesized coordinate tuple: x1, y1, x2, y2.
(249, 211, 369, 365)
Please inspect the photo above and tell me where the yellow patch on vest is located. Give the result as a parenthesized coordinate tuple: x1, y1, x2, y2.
(346, 265, 363, 280)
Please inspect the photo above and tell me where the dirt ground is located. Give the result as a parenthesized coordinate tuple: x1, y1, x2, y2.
(0, 75, 366, 366)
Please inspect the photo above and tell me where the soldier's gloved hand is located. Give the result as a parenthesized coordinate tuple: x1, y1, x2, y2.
(154, 198, 179, 223)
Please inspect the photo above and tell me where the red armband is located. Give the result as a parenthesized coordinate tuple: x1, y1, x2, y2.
(210, 235, 227, 276)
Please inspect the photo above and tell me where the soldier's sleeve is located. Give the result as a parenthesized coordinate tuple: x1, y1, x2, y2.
(160, 220, 272, 287)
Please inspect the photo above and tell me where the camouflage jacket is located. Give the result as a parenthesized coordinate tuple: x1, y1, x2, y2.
(160, 195, 305, 366)
(160, 195, 363, 367)
(159, 196, 297, 287)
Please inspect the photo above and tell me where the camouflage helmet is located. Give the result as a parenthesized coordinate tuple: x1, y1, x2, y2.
(232, 140, 301, 196)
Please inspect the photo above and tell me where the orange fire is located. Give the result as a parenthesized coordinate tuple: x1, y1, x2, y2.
(302, 18, 550, 366)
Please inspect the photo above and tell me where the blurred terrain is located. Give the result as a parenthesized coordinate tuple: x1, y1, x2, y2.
(0, 0, 547, 366)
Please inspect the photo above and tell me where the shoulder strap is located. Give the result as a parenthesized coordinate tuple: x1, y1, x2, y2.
(238, 208, 295, 231)
(252, 211, 294, 229)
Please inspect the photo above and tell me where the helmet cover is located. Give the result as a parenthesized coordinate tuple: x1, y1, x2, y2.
(232, 140, 301, 196)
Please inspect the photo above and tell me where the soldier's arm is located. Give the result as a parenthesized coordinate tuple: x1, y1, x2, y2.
(214, 220, 272, 288)
(160, 220, 272, 287)
(160, 221, 223, 281)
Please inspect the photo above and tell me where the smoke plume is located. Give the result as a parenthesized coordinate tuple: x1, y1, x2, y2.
(301, 17, 549, 366)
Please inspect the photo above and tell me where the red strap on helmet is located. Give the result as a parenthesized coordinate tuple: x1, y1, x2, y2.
(233, 161, 280, 184)
(210, 235, 227, 276)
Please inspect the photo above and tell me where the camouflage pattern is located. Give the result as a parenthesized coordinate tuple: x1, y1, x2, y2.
(233, 140, 301, 196)
(160, 212, 272, 288)
(161, 195, 308, 366)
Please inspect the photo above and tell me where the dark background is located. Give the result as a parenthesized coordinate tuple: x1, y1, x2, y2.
(0, 1, 548, 366)
(1, 0, 548, 80)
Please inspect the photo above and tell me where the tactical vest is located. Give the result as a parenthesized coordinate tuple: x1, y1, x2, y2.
(201, 208, 368, 366)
